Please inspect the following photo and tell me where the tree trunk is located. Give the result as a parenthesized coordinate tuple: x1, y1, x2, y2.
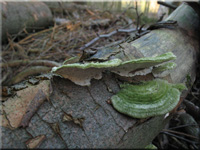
(1, 2, 199, 149)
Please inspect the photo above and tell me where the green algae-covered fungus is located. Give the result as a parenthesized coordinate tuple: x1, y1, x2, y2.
(52, 52, 176, 86)
(152, 62, 177, 77)
(111, 79, 186, 119)
(111, 52, 176, 77)
(51, 59, 122, 86)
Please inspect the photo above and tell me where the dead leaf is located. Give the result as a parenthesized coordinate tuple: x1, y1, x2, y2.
(62, 113, 84, 128)
(3, 80, 50, 128)
(66, 22, 81, 31)
(0, 107, 14, 129)
(26, 135, 46, 149)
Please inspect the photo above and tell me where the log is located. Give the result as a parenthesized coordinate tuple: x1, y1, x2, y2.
(44, 1, 89, 15)
(1, 2, 199, 149)
(2, 2, 53, 42)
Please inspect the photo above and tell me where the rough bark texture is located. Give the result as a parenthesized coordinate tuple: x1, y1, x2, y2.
(2, 2, 53, 42)
(0, 2, 199, 149)
(1, 75, 172, 149)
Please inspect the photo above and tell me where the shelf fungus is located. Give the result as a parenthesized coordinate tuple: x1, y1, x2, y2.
(51, 59, 122, 86)
(152, 62, 177, 77)
(52, 52, 176, 86)
(110, 52, 176, 77)
(111, 79, 186, 119)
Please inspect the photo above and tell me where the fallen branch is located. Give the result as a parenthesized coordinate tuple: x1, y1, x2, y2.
(8, 66, 51, 85)
(160, 132, 198, 145)
(183, 99, 200, 121)
(157, 1, 177, 10)
(0, 60, 60, 68)
(162, 129, 199, 140)
(79, 28, 146, 51)
(20, 89, 47, 128)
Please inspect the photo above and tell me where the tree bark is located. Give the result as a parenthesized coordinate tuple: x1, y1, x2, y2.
(1, 2, 199, 149)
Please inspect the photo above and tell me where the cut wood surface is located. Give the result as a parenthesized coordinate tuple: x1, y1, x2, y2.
(1, 2, 199, 149)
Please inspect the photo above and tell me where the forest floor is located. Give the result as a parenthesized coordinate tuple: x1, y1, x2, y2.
(1, 2, 199, 149)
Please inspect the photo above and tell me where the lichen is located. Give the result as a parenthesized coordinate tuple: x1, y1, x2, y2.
(111, 79, 186, 119)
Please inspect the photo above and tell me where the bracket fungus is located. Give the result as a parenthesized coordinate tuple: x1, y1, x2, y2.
(111, 79, 186, 119)
(52, 52, 176, 86)
(51, 59, 122, 86)
(152, 62, 177, 77)
(110, 52, 176, 77)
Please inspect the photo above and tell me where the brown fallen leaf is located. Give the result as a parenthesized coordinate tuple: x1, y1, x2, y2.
(26, 135, 46, 149)
(3, 80, 50, 128)
(0, 108, 14, 129)
(62, 113, 84, 128)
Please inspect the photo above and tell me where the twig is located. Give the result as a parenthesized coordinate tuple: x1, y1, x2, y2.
(160, 132, 198, 144)
(170, 137, 189, 149)
(80, 28, 145, 51)
(4, 27, 26, 50)
(135, 1, 139, 30)
(18, 24, 66, 45)
(183, 99, 200, 121)
(0, 60, 60, 68)
(18, 28, 53, 44)
(8, 66, 51, 85)
(20, 89, 47, 128)
(157, 1, 177, 10)
(168, 124, 199, 130)
(1, 59, 11, 84)
(162, 129, 199, 140)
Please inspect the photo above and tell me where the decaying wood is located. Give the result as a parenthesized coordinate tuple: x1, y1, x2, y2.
(1, 2, 199, 149)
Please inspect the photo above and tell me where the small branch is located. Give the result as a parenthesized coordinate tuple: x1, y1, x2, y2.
(0, 60, 60, 68)
(183, 99, 200, 121)
(168, 124, 199, 130)
(8, 66, 51, 85)
(170, 137, 189, 149)
(157, 1, 177, 10)
(80, 28, 145, 51)
(162, 129, 199, 140)
(20, 89, 47, 128)
(160, 132, 198, 144)
(135, 1, 139, 30)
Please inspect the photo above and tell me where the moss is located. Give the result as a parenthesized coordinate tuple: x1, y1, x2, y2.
(111, 79, 186, 119)
(145, 143, 157, 149)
